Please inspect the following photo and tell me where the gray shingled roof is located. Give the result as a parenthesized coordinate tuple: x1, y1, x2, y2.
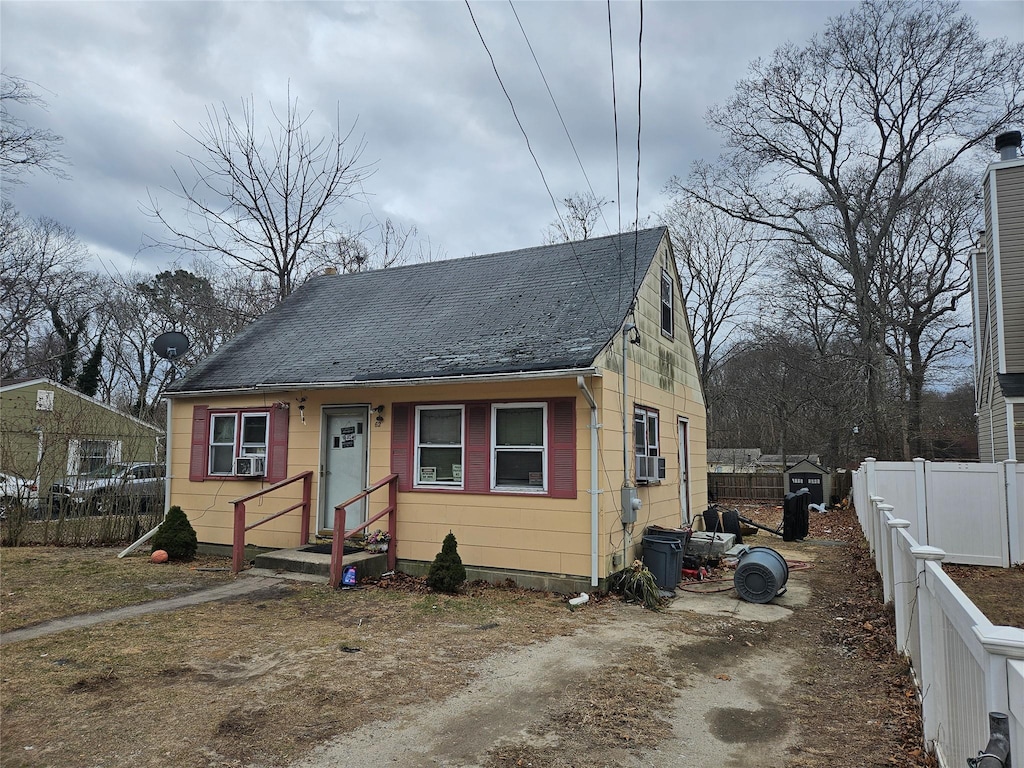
(169, 228, 667, 394)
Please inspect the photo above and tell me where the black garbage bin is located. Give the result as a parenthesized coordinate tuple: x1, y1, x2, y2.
(641, 535, 684, 590)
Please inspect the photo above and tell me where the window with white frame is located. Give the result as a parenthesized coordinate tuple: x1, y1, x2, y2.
(660, 270, 674, 337)
(208, 412, 269, 475)
(240, 413, 268, 456)
(415, 406, 464, 486)
(492, 403, 547, 491)
(209, 413, 238, 475)
(634, 406, 660, 483)
(71, 439, 120, 475)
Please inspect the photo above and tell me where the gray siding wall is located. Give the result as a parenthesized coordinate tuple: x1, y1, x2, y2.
(996, 165, 1024, 372)
(978, 404, 994, 462)
(1015, 402, 1023, 462)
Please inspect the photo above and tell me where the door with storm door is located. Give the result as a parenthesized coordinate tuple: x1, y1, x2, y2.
(321, 408, 369, 535)
(678, 418, 690, 525)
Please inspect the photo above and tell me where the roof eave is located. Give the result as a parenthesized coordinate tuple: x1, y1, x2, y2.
(165, 366, 603, 399)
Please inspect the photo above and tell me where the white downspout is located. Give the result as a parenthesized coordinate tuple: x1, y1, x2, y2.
(622, 323, 634, 484)
(577, 376, 601, 587)
(163, 398, 173, 513)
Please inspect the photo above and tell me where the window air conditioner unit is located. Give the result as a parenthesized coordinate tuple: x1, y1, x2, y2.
(635, 456, 667, 484)
(234, 455, 266, 477)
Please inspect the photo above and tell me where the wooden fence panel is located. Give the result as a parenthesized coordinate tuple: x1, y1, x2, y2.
(708, 473, 784, 501)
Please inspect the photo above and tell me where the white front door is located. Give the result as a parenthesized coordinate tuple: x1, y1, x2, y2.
(678, 418, 690, 524)
(321, 408, 368, 533)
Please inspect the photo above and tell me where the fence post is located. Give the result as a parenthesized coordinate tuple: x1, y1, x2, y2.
(886, 518, 912, 650)
(973, 624, 1024, 716)
(911, 545, 946, 750)
(913, 458, 928, 545)
(869, 495, 885, 556)
(863, 458, 877, 533)
(877, 503, 895, 602)
(1006, 459, 1021, 565)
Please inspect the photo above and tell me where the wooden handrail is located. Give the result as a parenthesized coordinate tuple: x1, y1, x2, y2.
(329, 473, 399, 588)
(231, 471, 314, 574)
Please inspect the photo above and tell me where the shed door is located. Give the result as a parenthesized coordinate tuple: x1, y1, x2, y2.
(788, 473, 824, 505)
(321, 408, 368, 533)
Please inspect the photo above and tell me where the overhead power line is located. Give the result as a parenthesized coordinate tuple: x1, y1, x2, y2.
(508, 0, 613, 240)
(632, 0, 644, 298)
(464, 0, 610, 329)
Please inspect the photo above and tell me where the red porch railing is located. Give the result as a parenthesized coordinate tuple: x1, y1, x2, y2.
(230, 471, 314, 574)
(329, 473, 399, 589)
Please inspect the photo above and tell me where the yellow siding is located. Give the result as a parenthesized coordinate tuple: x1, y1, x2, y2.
(170, 379, 600, 573)
(168, 234, 708, 581)
(593, 235, 709, 570)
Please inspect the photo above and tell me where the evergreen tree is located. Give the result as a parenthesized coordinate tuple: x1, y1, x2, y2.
(426, 531, 466, 594)
(75, 338, 103, 397)
(151, 505, 198, 561)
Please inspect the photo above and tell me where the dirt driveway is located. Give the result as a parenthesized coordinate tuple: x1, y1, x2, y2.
(0, 508, 929, 768)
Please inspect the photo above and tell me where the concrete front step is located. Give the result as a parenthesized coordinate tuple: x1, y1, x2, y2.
(251, 546, 389, 582)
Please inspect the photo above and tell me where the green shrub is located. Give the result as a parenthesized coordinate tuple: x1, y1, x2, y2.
(426, 530, 467, 593)
(151, 505, 198, 561)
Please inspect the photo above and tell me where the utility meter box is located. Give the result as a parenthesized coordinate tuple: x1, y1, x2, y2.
(621, 487, 641, 524)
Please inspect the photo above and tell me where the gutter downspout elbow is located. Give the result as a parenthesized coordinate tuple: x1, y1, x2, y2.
(577, 376, 600, 588)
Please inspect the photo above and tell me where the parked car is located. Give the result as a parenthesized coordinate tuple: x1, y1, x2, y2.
(0, 471, 39, 518)
(50, 462, 165, 514)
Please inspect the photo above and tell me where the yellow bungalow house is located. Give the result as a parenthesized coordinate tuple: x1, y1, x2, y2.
(165, 227, 707, 592)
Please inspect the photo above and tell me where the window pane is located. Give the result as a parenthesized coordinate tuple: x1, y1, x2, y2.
(419, 447, 461, 482)
(634, 414, 646, 454)
(242, 414, 267, 444)
(420, 409, 461, 444)
(211, 445, 234, 474)
(495, 450, 543, 486)
(212, 415, 235, 443)
(496, 408, 543, 446)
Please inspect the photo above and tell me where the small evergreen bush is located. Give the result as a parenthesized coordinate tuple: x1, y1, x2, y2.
(426, 530, 467, 593)
(151, 505, 198, 561)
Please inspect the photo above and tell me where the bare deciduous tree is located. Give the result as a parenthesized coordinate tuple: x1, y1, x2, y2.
(685, 0, 1024, 458)
(319, 217, 416, 274)
(145, 90, 371, 302)
(0, 203, 96, 381)
(543, 192, 611, 244)
(0, 73, 69, 187)
(659, 189, 769, 389)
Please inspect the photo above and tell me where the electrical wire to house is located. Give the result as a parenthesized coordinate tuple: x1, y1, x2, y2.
(464, 0, 610, 330)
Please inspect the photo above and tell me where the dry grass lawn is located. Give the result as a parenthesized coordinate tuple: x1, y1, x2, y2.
(1, 549, 585, 768)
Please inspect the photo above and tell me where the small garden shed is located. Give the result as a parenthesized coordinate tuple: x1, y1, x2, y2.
(785, 458, 830, 506)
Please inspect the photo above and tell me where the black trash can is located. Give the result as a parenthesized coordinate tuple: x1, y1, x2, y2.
(644, 525, 692, 549)
(641, 535, 684, 590)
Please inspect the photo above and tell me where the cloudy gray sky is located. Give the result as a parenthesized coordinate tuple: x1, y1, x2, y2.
(3, 1, 1021, 277)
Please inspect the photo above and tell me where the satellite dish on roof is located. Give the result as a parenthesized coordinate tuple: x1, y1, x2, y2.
(153, 331, 190, 361)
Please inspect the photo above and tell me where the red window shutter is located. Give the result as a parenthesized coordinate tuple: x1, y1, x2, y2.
(391, 404, 413, 492)
(265, 404, 290, 483)
(549, 399, 577, 499)
(464, 404, 490, 494)
(189, 405, 209, 482)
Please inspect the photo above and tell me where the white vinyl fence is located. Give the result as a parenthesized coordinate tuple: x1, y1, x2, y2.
(853, 461, 1024, 768)
(856, 458, 1023, 566)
